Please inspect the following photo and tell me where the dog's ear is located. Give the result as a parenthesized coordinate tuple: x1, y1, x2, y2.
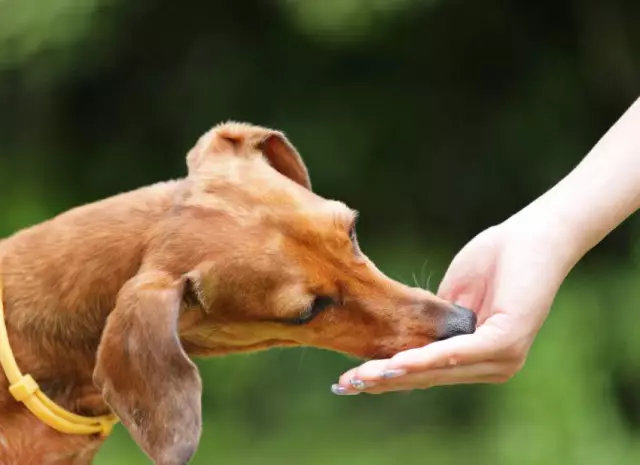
(186, 122, 311, 190)
(94, 270, 202, 465)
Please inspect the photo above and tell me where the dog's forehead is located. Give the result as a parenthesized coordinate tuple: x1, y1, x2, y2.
(195, 153, 281, 188)
(307, 199, 354, 222)
(181, 156, 295, 211)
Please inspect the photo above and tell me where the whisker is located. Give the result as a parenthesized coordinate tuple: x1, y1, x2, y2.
(419, 258, 429, 289)
(389, 271, 409, 286)
(297, 348, 307, 374)
(426, 271, 435, 292)
(412, 272, 420, 288)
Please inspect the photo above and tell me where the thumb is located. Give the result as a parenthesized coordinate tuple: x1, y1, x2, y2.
(438, 273, 486, 313)
(438, 227, 501, 307)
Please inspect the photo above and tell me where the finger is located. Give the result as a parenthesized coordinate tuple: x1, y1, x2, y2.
(333, 358, 411, 395)
(363, 374, 507, 394)
(333, 324, 506, 394)
(341, 362, 510, 395)
(439, 282, 484, 311)
(379, 361, 508, 388)
(437, 252, 489, 309)
(331, 360, 389, 395)
(338, 359, 390, 389)
(334, 360, 510, 395)
(386, 324, 504, 372)
(436, 253, 480, 303)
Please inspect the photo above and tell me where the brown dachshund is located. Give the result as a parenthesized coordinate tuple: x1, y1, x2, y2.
(0, 122, 476, 465)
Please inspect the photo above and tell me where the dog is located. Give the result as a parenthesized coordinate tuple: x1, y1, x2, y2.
(0, 122, 476, 465)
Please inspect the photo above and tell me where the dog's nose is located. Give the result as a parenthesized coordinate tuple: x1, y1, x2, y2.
(437, 304, 477, 341)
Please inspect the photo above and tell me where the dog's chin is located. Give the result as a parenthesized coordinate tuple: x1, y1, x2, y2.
(181, 338, 300, 357)
(361, 340, 437, 361)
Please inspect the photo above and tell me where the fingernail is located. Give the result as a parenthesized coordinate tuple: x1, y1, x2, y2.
(350, 379, 375, 390)
(331, 384, 359, 396)
(380, 369, 406, 379)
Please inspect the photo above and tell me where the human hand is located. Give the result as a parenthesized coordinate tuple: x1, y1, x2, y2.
(331, 219, 574, 395)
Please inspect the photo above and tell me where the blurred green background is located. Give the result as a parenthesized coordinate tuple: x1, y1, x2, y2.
(1, 0, 639, 464)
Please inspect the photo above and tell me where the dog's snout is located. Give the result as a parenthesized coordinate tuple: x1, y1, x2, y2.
(437, 304, 477, 341)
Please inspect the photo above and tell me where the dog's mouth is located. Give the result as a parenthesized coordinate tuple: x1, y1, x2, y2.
(181, 336, 300, 357)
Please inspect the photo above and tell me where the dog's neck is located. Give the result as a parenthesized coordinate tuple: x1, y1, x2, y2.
(0, 181, 184, 464)
(0, 288, 112, 465)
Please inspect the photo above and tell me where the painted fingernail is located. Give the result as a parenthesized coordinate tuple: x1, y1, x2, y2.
(331, 384, 359, 395)
(380, 369, 407, 379)
(350, 379, 375, 390)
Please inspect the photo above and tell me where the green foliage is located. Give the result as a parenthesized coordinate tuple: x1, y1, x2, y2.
(1, 0, 639, 464)
(277, 0, 434, 45)
(0, 0, 100, 65)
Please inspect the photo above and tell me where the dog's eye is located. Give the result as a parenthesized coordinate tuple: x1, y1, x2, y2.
(290, 296, 334, 325)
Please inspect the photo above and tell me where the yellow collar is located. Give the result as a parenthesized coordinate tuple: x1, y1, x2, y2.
(0, 273, 119, 436)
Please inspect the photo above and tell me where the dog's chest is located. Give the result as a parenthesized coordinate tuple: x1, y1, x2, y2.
(0, 412, 105, 465)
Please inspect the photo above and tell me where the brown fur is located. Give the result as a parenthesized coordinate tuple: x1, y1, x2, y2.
(0, 122, 468, 465)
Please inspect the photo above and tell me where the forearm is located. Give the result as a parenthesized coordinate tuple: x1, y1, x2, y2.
(510, 97, 640, 272)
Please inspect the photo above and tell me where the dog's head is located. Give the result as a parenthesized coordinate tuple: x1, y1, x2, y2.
(93, 122, 476, 465)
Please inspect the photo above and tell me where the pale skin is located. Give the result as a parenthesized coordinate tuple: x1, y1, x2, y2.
(333, 96, 640, 395)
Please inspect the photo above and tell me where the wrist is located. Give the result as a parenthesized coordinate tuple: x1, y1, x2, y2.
(504, 97, 640, 273)
(501, 196, 588, 279)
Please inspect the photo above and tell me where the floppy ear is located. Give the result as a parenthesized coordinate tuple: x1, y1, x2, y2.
(186, 121, 311, 190)
(94, 270, 202, 465)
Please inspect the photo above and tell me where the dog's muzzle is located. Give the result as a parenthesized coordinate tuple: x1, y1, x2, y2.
(437, 304, 477, 340)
